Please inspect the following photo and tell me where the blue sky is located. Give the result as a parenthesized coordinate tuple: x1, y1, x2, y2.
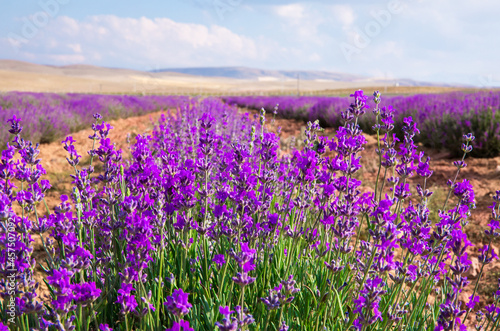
(0, 0, 499, 86)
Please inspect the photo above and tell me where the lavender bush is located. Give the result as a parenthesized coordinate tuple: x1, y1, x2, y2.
(0, 92, 499, 330)
(224, 91, 500, 158)
(0, 92, 191, 150)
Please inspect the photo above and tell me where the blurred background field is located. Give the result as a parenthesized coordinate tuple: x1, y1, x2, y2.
(225, 91, 500, 158)
(3, 87, 500, 159)
(0, 91, 190, 150)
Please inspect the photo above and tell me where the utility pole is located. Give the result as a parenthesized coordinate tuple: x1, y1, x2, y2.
(297, 73, 300, 96)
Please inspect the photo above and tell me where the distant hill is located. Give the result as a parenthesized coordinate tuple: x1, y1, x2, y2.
(0, 60, 456, 86)
(0, 59, 468, 93)
(0, 60, 194, 79)
(152, 66, 365, 81)
(151, 66, 460, 87)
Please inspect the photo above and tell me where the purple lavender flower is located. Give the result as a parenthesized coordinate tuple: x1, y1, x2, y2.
(62, 136, 81, 166)
(416, 151, 433, 178)
(7, 115, 23, 135)
(260, 289, 282, 310)
(435, 294, 466, 331)
(220, 306, 235, 316)
(373, 90, 381, 106)
(342, 90, 369, 121)
(279, 322, 289, 331)
(47, 268, 76, 313)
(485, 304, 500, 320)
(453, 179, 475, 206)
(353, 276, 386, 329)
(164, 288, 192, 317)
(231, 272, 256, 287)
(447, 230, 473, 257)
(213, 254, 226, 268)
(116, 283, 138, 314)
(261, 276, 300, 311)
(215, 306, 238, 331)
(231, 242, 256, 272)
(379, 105, 395, 131)
(466, 295, 479, 310)
(325, 258, 345, 273)
(479, 244, 498, 264)
(72, 282, 101, 306)
(166, 320, 194, 331)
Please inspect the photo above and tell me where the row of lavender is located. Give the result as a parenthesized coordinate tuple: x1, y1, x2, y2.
(0, 92, 191, 149)
(1, 93, 499, 330)
(224, 91, 500, 157)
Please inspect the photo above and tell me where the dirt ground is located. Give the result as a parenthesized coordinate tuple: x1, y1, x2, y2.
(17, 107, 500, 329)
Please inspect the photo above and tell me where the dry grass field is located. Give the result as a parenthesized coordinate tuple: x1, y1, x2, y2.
(0, 59, 488, 96)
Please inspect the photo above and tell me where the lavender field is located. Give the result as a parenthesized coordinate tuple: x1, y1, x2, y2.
(224, 91, 500, 157)
(0, 92, 191, 149)
(1, 90, 499, 331)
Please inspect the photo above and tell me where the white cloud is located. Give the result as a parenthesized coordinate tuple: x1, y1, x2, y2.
(50, 54, 87, 63)
(271, 3, 328, 44)
(67, 43, 81, 53)
(308, 53, 321, 62)
(330, 5, 355, 27)
(274, 4, 305, 20)
(5, 15, 270, 68)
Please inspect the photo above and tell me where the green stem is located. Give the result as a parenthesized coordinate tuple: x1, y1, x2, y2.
(20, 314, 27, 331)
(79, 304, 83, 331)
(490, 311, 500, 331)
(374, 114, 382, 198)
(240, 286, 246, 330)
(218, 253, 230, 300)
(344, 247, 377, 331)
(402, 245, 448, 328)
(378, 167, 388, 202)
(202, 236, 211, 299)
(262, 310, 271, 331)
(41, 196, 50, 216)
(90, 302, 99, 331)
(124, 314, 130, 331)
(442, 149, 468, 210)
(463, 239, 491, 322)
(156, 249, 165, 330)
